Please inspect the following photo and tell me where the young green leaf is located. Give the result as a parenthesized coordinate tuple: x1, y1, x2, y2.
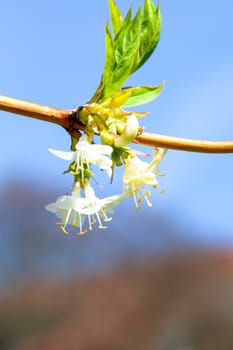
(90, 0, 162, 105)
(136, 0, 162, 70)
(102, 23, 115, 93)
(102, 6, 142, 99)
(90, 23, 115, 103)
(107, 0, 124, 36)
(122, 84, 163, 107)
(101, 89, 133, 108)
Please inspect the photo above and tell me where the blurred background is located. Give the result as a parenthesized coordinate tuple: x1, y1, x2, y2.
(0, 0, 233, 349)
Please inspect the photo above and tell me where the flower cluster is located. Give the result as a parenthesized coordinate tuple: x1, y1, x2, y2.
(45, 0, 166, 235)
(46, 111, 166, 235)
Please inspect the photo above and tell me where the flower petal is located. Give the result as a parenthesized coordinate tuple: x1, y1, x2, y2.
(48, 148, 75, 161)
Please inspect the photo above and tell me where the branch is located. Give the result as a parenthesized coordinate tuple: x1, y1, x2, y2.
(0, 95, 72, 129)
(136, 132, 233, 153)
(1, 94, 233, 153)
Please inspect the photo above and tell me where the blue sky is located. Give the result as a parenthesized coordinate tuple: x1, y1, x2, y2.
(0, 0, 233, 243)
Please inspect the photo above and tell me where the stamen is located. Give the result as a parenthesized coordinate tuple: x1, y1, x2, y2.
(78, 212, 83, 234)
(96, 216, 102, 227)
(64, 208, 72, 228)
(61, 225, 69, 235)
(78, 229, 88, 235)
(55, 221, 64, 225)
(81, 152, 85, 180)
(98, 225, 107, 229)
(104, 217, 112, 222)
(91, 217, 97, 225)
(100, 209, 112, 222)
(88, 214, 93, 230)
(133, 191, 139, 208)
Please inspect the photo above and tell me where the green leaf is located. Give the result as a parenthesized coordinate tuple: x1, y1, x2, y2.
(122, 5, 133, 28)
(122, 84, 163, 107)
(116, 6, 141, 64)
(102, 22, 115, 90)
(91, 0, 162, 104)
(102, 6, 142, 99)
(101, 89, 133, 108)
(136, 0, 162, 70)
(107, 0, 124, 36)
(90, 23, 114, 103)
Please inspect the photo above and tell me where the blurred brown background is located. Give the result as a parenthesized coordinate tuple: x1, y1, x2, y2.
(1, 183, 233, 350)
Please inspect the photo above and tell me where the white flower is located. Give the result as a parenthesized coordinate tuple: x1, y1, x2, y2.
(123, 148, 166, 208)
(114, 114, 139, 148)
(45, 183, 85, 234)
(46, 182, 122, 235)
(49, 133, 113, 178)
(80, 184, 123, 230)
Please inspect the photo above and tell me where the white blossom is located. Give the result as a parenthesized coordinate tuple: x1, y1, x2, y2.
(46, 182, 122, 235)
(123, 148, 166, 208)
(49, 133, 113, 178)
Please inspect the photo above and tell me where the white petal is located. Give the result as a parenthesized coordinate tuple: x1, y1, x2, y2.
(114, 114, 139, 148)
(91, 144, 113, 156)
(48, 148, 75, 161)
(102, 193, 124, 207)
(45, 202, 58, 213)
(96, 156, 112, 170)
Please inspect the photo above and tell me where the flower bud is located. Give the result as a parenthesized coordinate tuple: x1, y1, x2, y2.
(114, 114, 139, 148)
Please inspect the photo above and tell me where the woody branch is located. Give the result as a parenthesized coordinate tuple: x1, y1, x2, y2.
(1, 94, 233, 154)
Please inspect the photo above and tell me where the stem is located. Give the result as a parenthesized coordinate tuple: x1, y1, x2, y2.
(1, 94, 233, 153)
(136, 132, 233, 153)
(0, 95, 73, 129)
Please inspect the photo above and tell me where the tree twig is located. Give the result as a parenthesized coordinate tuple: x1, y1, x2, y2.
(136, 132, 233, 153)
(1, 94, 233, 153)
(0, 95, 72, 128)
